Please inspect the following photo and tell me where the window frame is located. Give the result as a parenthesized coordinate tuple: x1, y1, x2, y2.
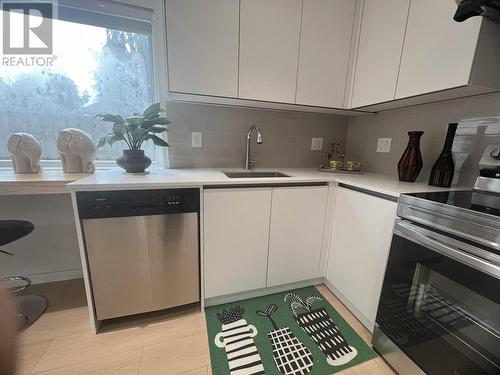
(0, 0, 168, 170)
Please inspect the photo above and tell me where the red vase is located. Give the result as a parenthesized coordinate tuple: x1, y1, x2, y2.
(398, 131, 424, 182)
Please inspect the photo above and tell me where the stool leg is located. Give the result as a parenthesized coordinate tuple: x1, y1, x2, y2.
(15, 295, 47, 333)
(17, 312, 29, 326)
(3, 276, 31, 294)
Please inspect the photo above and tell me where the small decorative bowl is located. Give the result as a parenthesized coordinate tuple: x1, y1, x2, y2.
(329, 160, 344, 169)
(346, 160, 361, 171)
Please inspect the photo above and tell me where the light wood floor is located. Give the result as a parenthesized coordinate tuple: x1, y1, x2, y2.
(17, 279, 395, 375)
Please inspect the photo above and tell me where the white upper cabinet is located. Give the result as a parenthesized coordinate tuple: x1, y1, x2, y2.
(166, 0, 499, 112)
(239, 0, 302, 103)
(395, 0, 482, 99)
(267, 185, 328, 287)
(166, 0, 239, 97)
(296, 0, 355, 108)
(350, 0, 410, 108)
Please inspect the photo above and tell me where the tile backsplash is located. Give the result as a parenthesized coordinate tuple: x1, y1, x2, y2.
(453, 115, 500, 186)
(165, 101, 348, 169)
(164, 92, 500, 183)
(346, 92, 500, 187)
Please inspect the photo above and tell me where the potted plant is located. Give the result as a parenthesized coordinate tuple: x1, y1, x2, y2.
(97, 103, 169, 173)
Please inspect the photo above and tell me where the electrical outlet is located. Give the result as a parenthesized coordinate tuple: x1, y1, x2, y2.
(376, 138, 392, 153)
(311, 138, 323, 151)
(192, 132, 202, 148)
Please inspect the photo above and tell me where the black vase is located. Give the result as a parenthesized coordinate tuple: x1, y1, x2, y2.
(398, 131, 424, 182)
(428, 123, 457, 187)
(116, 150, 151, 173)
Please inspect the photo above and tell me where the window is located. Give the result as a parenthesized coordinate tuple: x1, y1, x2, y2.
(0, 0, 163, 162)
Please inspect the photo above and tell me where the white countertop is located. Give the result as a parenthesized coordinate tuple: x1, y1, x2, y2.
(0, 169, 89, 195)
(67, 167, 465, 198)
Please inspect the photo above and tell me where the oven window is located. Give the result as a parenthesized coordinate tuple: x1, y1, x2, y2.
(376, 234, 500, 375)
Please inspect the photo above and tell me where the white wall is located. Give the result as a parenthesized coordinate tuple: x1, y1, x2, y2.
(0, 194, 82, 284)
(346, 92, 500, 186)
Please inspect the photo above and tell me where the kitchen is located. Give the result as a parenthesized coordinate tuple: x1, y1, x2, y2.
(0, 0, 499, 374)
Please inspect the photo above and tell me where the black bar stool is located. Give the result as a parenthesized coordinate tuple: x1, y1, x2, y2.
(0, 220, 47, 333)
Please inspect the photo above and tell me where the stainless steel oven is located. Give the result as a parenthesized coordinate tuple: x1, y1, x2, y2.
(373, 191, 500, 375)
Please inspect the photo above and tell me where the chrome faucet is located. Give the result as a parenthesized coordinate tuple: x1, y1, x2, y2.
(245, 125, 263, 170)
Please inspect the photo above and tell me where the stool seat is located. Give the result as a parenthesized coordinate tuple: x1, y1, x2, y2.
(0, 219, 45, 333)
(0, 220, 34, 246)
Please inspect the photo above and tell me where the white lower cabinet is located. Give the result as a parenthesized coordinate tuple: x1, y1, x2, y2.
(204, 188, 272, 299)
(204, 185, 329, 299)
(325, 186, 397, 331)
(267, 185, 328, 286)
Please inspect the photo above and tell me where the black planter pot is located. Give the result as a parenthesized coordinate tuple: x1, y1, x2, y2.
(116, 150, 151, 173)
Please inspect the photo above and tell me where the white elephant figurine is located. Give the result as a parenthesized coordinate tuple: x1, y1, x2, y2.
(7, 133, 42, 174)
(57, 128, 96, 173)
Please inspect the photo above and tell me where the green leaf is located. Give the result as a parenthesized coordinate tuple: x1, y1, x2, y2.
(148, 134, 169, 147)
(143, 103, 161, 118)
(112, 122, 128, 136)
(155, 117, 169, 124)
(132, 127, 148, 140)
(108, 133, 125, 145)
(148, 126, 168, 134)
(125, 116, 144, 130)
(97, 114, 126, 124)
(97, 135, 112, 148)
(97, 133, 127, 149)
(130, 127, 147, 148)
(141, 117, 170, 128)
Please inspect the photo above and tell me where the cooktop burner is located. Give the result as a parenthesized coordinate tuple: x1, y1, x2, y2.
(406, 190, 500, 217)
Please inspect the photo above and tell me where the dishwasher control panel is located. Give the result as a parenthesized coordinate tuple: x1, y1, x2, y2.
(76, 188, 200, 219)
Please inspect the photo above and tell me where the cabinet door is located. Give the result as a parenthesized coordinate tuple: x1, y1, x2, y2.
(350, 0, 410, 108)
(267, 185, 328, 287)
(166, 0, 239, 97)
(395, 0, 482, 99)
(326, 187, 397, 330)
(296, 0, 355, 108)
(204, 188, 272, 298)
(239, 0, 302, 103)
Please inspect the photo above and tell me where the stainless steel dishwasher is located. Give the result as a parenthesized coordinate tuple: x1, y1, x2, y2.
(77, 188, 200, 320)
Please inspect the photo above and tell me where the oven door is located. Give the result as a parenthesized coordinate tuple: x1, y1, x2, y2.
(374, 219, 500, 375)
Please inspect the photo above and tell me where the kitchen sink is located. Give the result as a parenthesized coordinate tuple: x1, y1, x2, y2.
(223, 171, 290, 178)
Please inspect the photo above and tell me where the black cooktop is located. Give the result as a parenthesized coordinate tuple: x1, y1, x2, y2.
(406, 190, 500, 217)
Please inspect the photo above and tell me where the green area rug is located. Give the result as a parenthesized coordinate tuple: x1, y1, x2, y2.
(205, 286, 377, 375)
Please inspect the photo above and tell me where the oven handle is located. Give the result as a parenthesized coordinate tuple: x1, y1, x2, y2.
(395, 220, 500, 280)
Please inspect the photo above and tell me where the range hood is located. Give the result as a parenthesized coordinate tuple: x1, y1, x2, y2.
(454, 0, 500, 22)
